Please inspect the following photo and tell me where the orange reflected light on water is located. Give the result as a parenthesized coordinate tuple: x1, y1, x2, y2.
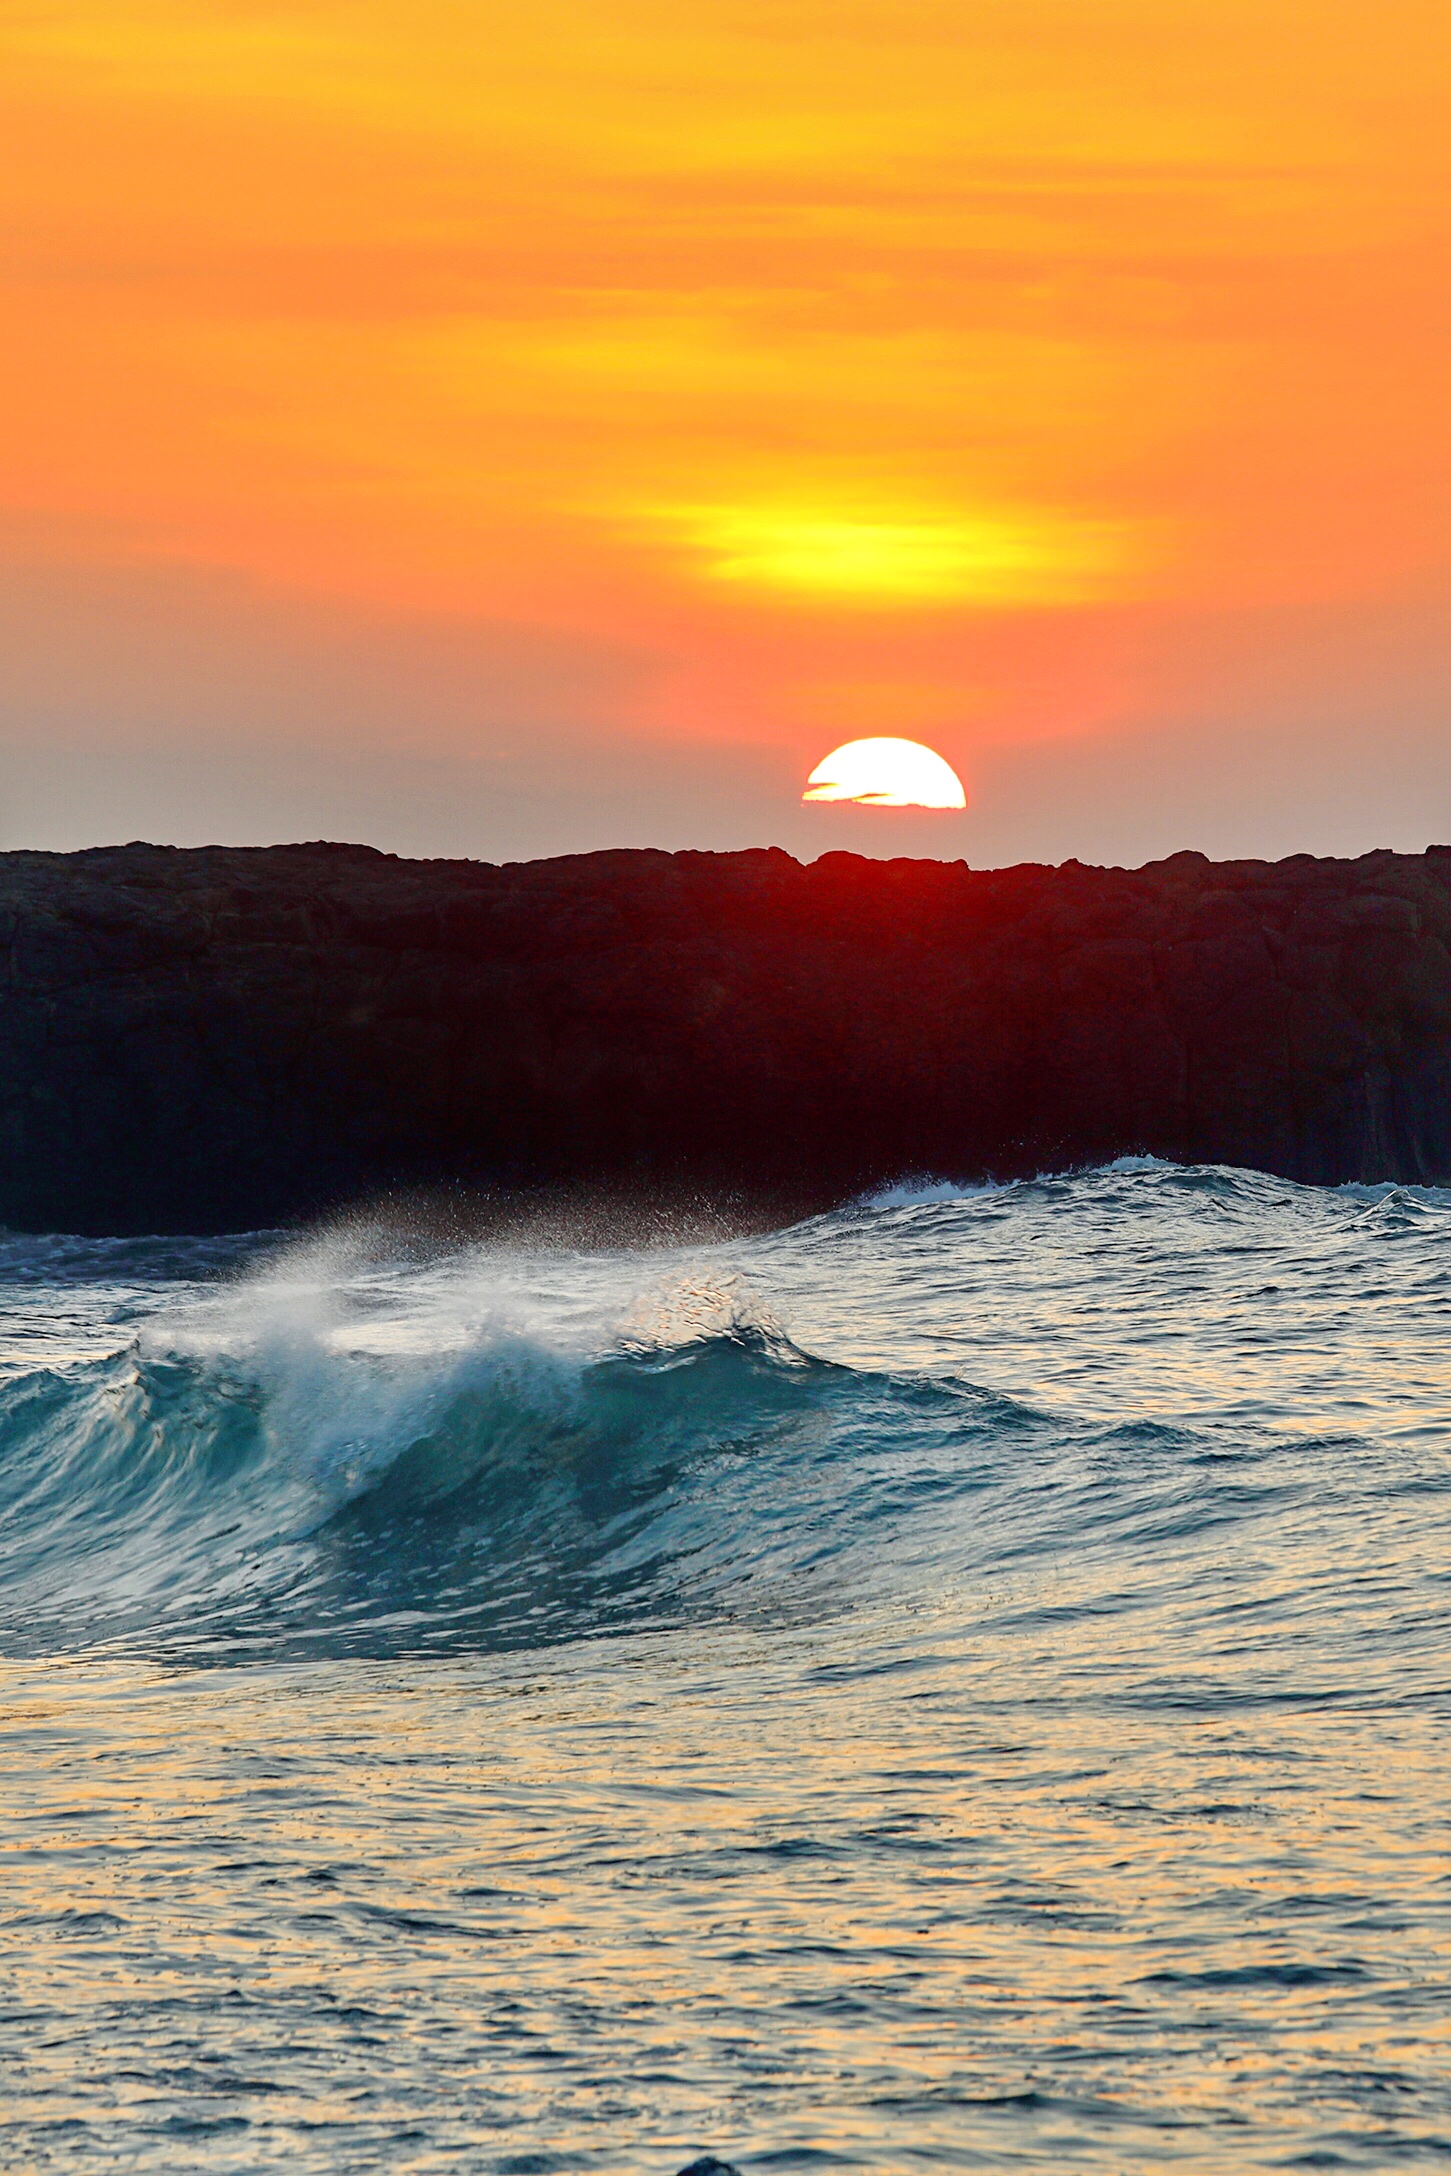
(1, 1619, 1446, 2155)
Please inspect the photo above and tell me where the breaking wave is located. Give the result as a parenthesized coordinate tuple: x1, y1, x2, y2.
(0, 1153, 1447, 1664)
(0, 1271, 1033, 1661)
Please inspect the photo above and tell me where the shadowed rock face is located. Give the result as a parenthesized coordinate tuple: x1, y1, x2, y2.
(2, 839, 1450, 1234)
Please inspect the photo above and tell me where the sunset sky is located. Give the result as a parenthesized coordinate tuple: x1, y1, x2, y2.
(3, 0, 1448, 864)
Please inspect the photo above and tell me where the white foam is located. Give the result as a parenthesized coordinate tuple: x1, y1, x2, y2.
(860, 1176, 1009, 1209)
(130, 1223, 801, 1507)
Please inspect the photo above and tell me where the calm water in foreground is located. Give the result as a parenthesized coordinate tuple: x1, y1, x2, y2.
(0, 1160, 1448, 2172)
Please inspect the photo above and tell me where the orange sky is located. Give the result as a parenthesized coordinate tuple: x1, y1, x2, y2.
(2, 0, 1448, 861)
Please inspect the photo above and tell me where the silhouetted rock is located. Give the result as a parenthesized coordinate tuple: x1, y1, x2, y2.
(2, 840, 1450, 1233)
(675, 2160, 743, 2176)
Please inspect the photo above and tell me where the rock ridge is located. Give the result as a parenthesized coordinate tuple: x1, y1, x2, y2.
(2, 840, 1450, 1233)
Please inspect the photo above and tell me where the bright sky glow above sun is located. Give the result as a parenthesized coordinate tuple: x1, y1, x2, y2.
(1, 1, 1448, 860)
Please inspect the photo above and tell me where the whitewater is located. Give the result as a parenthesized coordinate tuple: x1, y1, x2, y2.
(1, 1159, 1448, 2171)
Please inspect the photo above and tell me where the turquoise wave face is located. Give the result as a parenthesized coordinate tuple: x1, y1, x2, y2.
(0, 1322, 1039, 1659)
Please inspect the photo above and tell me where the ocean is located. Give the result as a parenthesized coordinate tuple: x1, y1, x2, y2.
(0, 1159, 1447, 2172)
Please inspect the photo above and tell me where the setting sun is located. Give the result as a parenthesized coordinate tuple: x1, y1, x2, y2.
(803, 738, 967, 809)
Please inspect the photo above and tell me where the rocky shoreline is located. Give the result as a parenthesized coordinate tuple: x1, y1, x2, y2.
(2, 840, 1449, 1234)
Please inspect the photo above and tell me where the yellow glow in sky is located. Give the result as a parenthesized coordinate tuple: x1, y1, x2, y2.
(662, 505, 1129, 605)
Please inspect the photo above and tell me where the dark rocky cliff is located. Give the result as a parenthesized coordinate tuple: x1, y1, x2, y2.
(2, 840, 1450, 1234)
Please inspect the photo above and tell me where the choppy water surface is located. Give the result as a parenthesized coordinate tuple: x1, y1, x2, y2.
(1, 1161, 1449, 2171)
